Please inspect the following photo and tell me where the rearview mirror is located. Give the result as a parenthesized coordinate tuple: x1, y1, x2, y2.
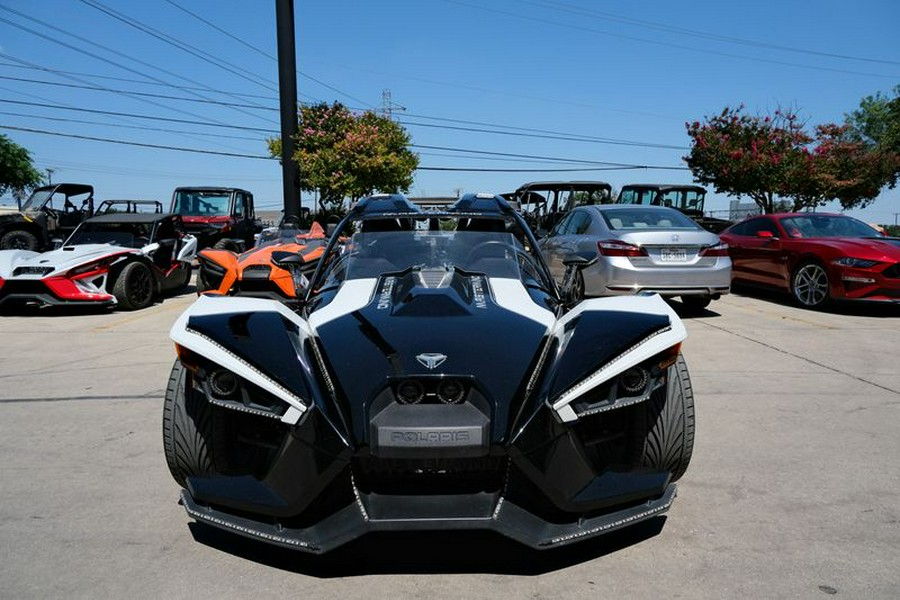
(271, 251, 309, 297)
(563, 255, 598, 268)
(561, 255, 597, 306)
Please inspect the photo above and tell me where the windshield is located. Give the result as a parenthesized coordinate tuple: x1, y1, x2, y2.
(780, 215, 881, 239)
(602, 208, 700, 230)
(326, 230, 525, 284)
(21, 189, 53, 212)
(66, 221, 153, 248)
(172, 191, 230, 217)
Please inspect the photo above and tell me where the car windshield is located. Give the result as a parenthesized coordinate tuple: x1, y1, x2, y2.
(601, 208, 700, 230)
(780, 215, 881, 239)
(66, 222, 153, 248)
(328, 230, 525, 283)
(172, 191, 230, 216)
(20, 189, 53, 211)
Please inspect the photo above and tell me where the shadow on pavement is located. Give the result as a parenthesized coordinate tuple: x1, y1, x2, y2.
(188, 516, 667, 577)
(731, 283, 900, 318)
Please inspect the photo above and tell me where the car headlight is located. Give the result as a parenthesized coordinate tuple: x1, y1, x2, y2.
(833, 257, 878, 268)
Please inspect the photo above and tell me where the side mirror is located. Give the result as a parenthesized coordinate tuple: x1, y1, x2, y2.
(756, 230, 775, 239)
(141, 242, 160, 255)
(271, 251, 309, 297)
(561, 255, 597, 306)
(563, 255, 597, 268)
(271, 250, 305, 269)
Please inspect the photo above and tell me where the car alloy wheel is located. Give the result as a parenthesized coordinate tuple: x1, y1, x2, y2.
(792, 262, 829, 308)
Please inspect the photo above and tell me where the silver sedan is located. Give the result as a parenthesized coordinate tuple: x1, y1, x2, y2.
(538, 205, 731, 309)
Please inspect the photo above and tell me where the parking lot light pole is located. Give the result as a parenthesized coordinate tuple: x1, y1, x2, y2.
(276, 0, 300, 220)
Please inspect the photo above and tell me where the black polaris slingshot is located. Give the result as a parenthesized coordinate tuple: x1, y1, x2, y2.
(163, 193, 694, 553)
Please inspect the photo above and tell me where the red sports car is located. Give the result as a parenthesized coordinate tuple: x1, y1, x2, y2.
(719, 213, 900, 308)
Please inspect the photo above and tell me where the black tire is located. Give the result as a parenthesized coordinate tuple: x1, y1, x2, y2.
(213, 238, 239, 252)
(112, 261, 155, 310)
(571, 271, 585, 304)
(162, 361, 224, 488)
(0, 229, 39, 251)
(632, 355, 695, 482)
(681, 295, 711, 311)
(791, 261, 830, 309)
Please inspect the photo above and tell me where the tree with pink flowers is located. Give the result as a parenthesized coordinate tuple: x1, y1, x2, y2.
(268, 102, 418, 212)
(684, 105, 898, 213)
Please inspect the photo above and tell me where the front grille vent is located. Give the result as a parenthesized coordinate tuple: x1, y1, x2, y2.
(13, 266, 53, 276)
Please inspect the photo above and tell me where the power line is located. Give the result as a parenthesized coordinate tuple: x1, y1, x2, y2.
(0, 6, 278, 125)
(0, 98, 277, 133)
(0, 110, 264, 142)
(522, 0, 900, 67)
(0, 61, 318, 103)
(0, 74, 280, 112)
(1, 125, 688, 172)
(161, 0, 376, 108)
(0, 125, 273, 159)
(442, 0, 899, 80)
(77, 0, 278, 92)
(0, 80, 687, 150)
(399, 119, 687, 150)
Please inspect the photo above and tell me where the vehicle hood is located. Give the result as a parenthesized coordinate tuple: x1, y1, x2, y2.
(309, 269, 554, 440)
(802, 237, 900, 261)
(0, 244, 135, 279)
(0, 205, 23, 216)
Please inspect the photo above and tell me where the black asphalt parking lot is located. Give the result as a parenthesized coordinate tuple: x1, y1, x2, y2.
(0, 289, 898, 598)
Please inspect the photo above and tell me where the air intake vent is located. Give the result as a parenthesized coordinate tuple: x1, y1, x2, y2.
(13, 266, 53, 276)
(418, 267, 453, 288)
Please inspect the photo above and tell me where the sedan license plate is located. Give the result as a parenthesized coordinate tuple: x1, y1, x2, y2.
(660, 248, 688, 262)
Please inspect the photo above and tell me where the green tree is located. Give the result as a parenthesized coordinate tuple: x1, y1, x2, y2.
(268, 102, 418, 212)
(845, 85, 900, 186)
(0, 134, 43, 197)
(802, 123, 898, 211)
(685, 106, 898, 213)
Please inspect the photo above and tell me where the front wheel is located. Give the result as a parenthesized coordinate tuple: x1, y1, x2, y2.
(162, 361, 223, 488)
(112, 261, 155, 310)
(631, 355, 695, 483)
(791, 261, 830, 309)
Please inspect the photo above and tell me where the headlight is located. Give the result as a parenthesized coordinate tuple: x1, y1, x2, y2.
(833, 257, 878, 268)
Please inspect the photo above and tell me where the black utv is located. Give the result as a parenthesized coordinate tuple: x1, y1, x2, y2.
(0, 183, 95, 250)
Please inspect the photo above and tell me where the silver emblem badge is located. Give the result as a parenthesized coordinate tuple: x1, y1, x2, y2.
(671, 234, 680, 242)
(416, 353, 447, 370)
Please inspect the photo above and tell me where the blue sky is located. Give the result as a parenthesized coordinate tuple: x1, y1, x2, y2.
(1, 0, 898, 223)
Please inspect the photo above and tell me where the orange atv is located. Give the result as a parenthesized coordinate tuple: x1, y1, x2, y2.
(196, 221, 328, 301)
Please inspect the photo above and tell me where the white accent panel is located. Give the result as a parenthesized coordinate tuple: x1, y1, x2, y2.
(169, 295, 311, 417)
(281, 406, 304, 425)
(308, 278, 378, 330)
(0, 245, 136, 279)
(176, 235, 198, 262)
(551, 294, 687, 423)
(489, 278, 556, 329)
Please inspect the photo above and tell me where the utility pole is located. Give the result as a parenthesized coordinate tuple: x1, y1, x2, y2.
(381, 89, 405, 120)
(275, 0, 300, 220)
(382, 89, 392, 120)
